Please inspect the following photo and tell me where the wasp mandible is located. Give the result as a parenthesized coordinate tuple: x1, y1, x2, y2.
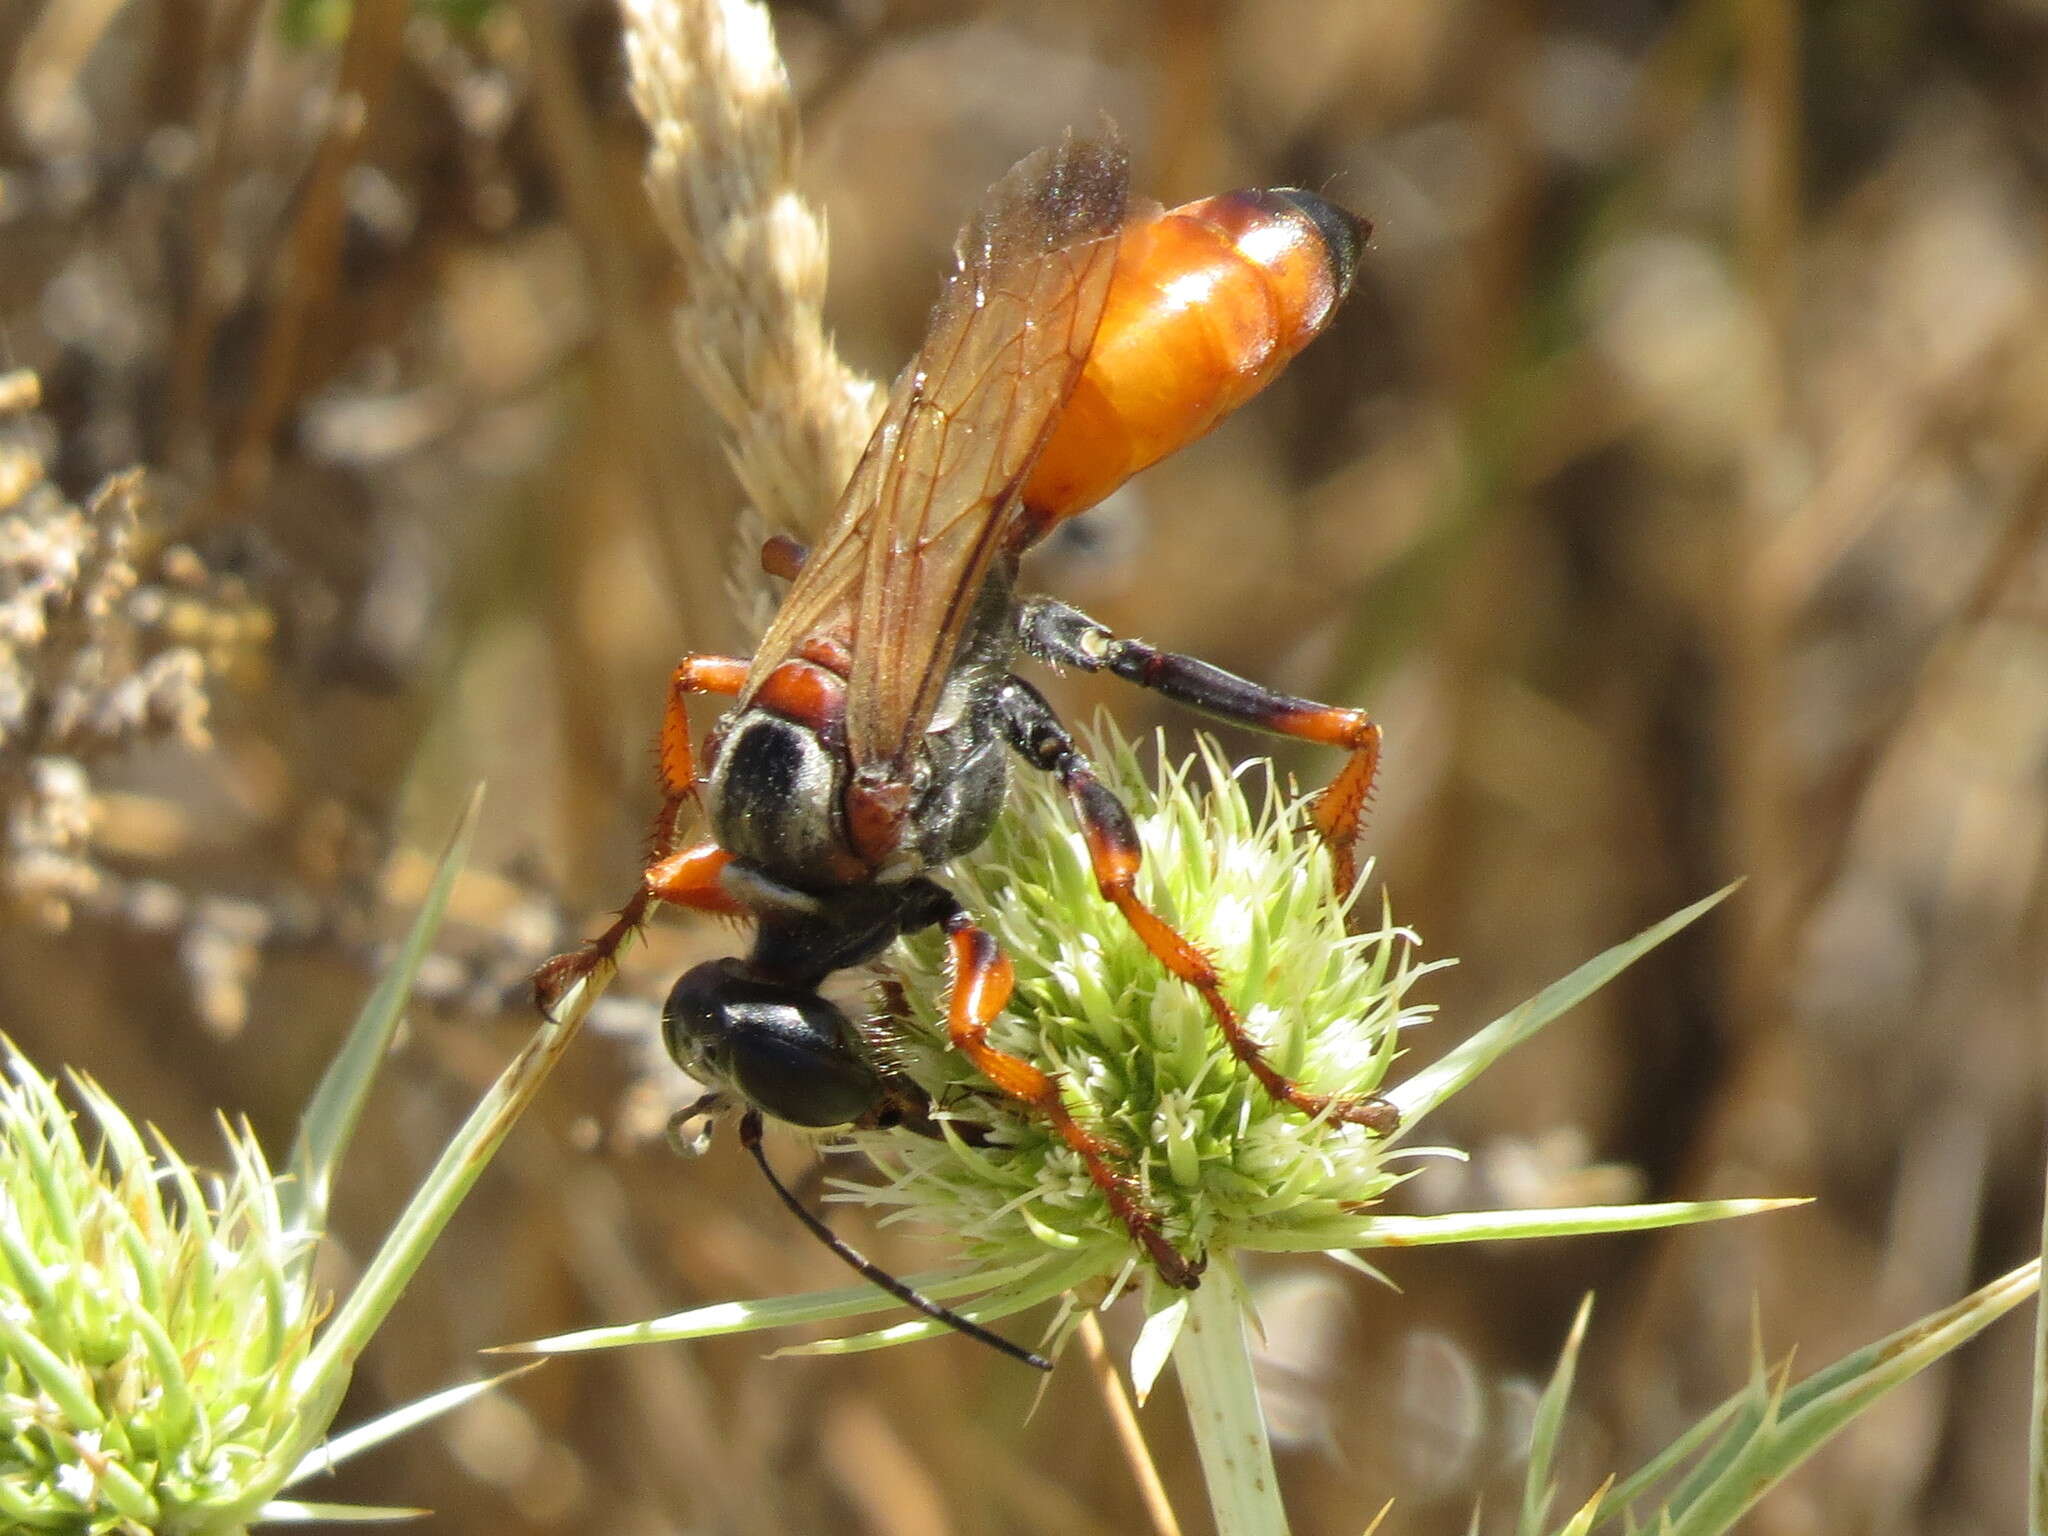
(538, 128, 1389, 1318)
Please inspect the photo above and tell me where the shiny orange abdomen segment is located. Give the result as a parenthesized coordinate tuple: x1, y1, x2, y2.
(1017, 187, 1366, 534)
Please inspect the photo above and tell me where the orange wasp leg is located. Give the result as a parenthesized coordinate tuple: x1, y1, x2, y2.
(1019, 598, 1382, 903)
(654, 653, 751, 844)
(533, 839, 746, 1014)
(997, 675, 1398, 1135)
(532, 654, 749, 1015)
(935, 902, 1201, 1288)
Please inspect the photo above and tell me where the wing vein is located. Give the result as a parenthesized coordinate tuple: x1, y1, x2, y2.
(743, 132, 1131, 776)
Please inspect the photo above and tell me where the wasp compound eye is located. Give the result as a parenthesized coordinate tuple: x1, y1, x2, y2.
(662, 961, 884, 1129)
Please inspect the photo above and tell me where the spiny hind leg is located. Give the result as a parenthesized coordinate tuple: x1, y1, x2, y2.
(996, 676, 1397, 1135)
(1019, 596, 1381, 905)
(533, 838, 748, 1014)
(912, 884, 1200, 1288)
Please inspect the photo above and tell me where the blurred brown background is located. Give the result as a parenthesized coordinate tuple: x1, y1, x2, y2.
(3, 0, 2045, 1531)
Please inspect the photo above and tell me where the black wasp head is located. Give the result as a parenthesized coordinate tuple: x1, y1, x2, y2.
(662, 960, 885, 1129)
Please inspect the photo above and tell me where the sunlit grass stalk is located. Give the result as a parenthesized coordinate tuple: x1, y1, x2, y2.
(1515, 1260, 2040, 1535)
(2032, 1143, 2048, 1535)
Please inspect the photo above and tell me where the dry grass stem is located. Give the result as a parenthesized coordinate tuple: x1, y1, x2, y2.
(1078, 1312, 1185, 1536)
(217, 0, 411, 521)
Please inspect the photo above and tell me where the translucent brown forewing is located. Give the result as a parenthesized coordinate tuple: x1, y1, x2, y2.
(744, 132, 1132, 773)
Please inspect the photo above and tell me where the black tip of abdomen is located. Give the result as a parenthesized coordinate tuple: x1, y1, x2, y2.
(1271, 188, 1370, 298)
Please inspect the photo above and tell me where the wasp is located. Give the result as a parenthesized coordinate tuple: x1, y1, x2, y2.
(537, 130, 1389, 1358)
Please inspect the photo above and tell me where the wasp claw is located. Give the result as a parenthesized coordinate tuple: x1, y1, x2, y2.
(1337, 1094, 1399, 1135)
(531, 949, 594, 1020)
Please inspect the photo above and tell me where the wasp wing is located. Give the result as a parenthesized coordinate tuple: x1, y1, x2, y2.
(746, 132, 1129, 773)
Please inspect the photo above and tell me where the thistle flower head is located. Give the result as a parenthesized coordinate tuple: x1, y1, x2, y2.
(841, 725, 1439, 1288)
(0, 1045, 319, 1534)
(0, 793, 543, 1531)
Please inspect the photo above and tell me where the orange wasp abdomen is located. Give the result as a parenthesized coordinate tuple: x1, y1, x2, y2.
(1017, 187, 1367, 533)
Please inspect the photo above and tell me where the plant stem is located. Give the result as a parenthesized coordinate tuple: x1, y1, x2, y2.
(1080, 1312, 1184, 1536)
(1174, 1276, 1288, 1536)
(2030, 1141, 2047, 1536)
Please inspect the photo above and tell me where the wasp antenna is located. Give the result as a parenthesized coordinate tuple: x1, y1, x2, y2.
(736, 1111, 1053, 1372)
